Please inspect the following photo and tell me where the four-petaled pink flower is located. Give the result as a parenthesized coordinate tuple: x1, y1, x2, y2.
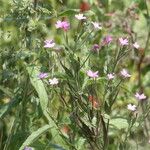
(49, 78, 59, 85)
(55, 20, 70, 31)
(120, 69, 131, 78)
(107, 73, 115, 80)
(127, 104, 136, 111)
(44, 40, 55, 48)
(135, 92, 146, 100)
(38, 73, 48, 79)
(133, 42, 139, 49)
(103, 35, 112, 45)
(87, 70, 99, 78)
(119, 38, 128, 46)
(92, 22, 102, 30)
(75, 14, 86, 20)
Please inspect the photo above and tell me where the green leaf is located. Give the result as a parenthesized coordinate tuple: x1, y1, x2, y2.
(109, 118, 129, 130)
(27, 65, 56, 123)
(19, 124, 51, 150)
(75, 137, 86, 150)
(0, 85, 13, 97)
(27, 66, 48, 112)
(0, 104, 9, 118)
(60, 64, 73, 78)
(58, 9, 79, 17)
(69, 55, 80, 73)
(39, 7, 51, 15)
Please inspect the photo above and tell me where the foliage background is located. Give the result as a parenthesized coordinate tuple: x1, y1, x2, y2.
(0, 0, 150, 150)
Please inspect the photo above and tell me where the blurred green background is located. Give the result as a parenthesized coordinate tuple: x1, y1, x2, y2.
(0, 0, 150, 150)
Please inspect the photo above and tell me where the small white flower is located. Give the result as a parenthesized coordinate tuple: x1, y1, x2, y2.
(92, 22, 102, 30)
(135, 92, 146, 100)
(120, 69, 131, 78)
(127, 104, 136, 111)
(107, 73, 115, 80)
(133, 42, 140, 49)
(87, 70, 99, 78)
(44, 40, 55, 48)
(119, 38, 128, 46)
(49, 78, 59, 85)
(75, 14, 86, 20)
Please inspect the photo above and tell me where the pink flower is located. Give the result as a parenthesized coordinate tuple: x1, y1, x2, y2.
(120, 69, 131, 78)
(92, 22, 102, 30)
(92, 44, 100, 51)
(24, 147, 32, 150)
(127, 104, 136, 111)
(135, 92, 146, 100)
(55, 20, 70, 31)
(49, 78, 59, 85)
(103, 35, 112, 45)
(107, 73, 115, 80)
(119, 38, 128, 46)
(38, 73, 48, 79)
(87, 70, 99, 78)
(44, 40, 55, 48)
(133, 42, 139, 49)
(75, 14, 86, 20)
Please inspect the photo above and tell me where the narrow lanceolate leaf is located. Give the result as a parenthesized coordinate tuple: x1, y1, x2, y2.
(58, 9, 79, 17)
(26, 65, 68, 148)
(19, 124, 51, 150)
(27, 66, 48, 111)
(0, 104, 9, 118)
(27, 65, 56, 123)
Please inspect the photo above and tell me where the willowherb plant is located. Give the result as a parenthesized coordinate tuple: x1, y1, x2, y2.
(0, 0, 150, 150)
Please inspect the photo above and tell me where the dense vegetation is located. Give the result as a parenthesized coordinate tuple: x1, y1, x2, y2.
(0, 0, 150, 150)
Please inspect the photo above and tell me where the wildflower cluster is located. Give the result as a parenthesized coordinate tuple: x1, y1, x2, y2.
(23, 11, 149, 148)
(1, 1, 150, 150)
